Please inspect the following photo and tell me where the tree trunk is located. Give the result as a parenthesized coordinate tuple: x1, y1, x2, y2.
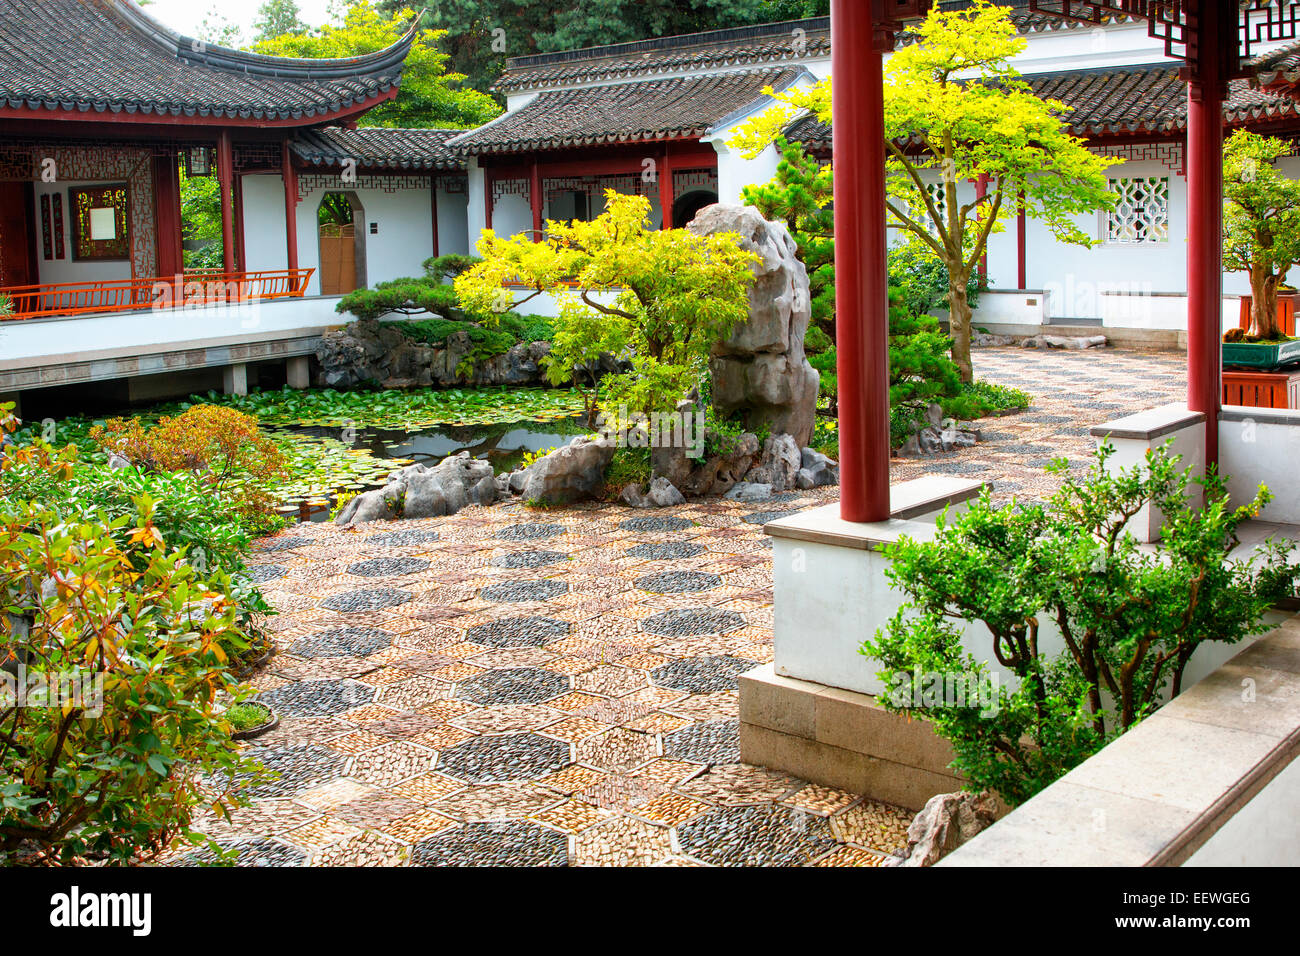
(948, 272, 974, 383)
(1248, 265, 1281, 340)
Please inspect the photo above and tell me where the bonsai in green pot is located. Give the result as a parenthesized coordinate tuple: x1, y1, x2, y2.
(1223, 130, 1300, 344)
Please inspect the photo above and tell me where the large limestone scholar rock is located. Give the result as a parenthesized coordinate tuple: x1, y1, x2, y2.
(688, 205, 819, 448)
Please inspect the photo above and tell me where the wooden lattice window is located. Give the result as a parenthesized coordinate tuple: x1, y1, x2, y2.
(69, 183, 129, 260)
(1106, 177, 1169, 243)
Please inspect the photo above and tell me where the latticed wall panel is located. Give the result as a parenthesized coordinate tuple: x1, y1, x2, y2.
(1106, 176, 1170, 243)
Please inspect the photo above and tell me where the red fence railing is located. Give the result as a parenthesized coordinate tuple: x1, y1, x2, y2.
(0, 268, 315, 321)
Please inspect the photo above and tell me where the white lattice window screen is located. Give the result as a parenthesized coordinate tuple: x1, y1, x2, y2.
(1107, 177, 1170, 243)
(909, 180, 948, 234)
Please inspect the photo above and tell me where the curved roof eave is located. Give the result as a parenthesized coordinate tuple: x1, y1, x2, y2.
(119, 0, 420, 81)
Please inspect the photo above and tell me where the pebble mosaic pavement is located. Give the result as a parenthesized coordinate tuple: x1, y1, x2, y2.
(185, 349, 1185, 867)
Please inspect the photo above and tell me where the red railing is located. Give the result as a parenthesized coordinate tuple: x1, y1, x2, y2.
(0, 268, 315, 321)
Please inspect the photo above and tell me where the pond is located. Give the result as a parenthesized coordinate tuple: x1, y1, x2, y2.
(240, 388, 591, 519)
(272, 417, 586, 517)
(28, 386, 593, 523)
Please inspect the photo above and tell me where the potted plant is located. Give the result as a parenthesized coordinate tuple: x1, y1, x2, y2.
(1222, 130, 1300, 370)
(225, 701, 278, 741)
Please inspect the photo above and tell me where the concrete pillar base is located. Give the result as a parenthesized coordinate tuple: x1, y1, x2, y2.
(739, 664, 962, 811)
(286, 355, 311, 389)
(222, 362, 248, 396)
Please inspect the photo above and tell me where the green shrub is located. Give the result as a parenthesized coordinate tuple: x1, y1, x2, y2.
(604, 446, 651, 493)
(0, 409, 256, 864)
(337, 279, 461, 321)
(956, 380, 1031, 416)
(865, 443, 1299, 806)
(337, 254, 484, 321)
(804, 324, 832, 354)
(889, 290, 980, 443)
(888, 239, 983, 319)
(225, 702, 271, 732)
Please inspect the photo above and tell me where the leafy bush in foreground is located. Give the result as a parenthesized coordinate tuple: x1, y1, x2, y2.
(89, 405, 287, 519)
(865, 443, 1299, 806)
(0, 408, 255, 864)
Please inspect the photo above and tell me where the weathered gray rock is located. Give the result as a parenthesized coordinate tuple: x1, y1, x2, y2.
(796, 447, 839, 489)
(651, 429, 762, 497)
(316, 318, 627, 389)
(335, 452, 496, 524)
(106, 453, 132, 471)
(335, 479, 407, 525)
(689, 204, 818, 447)
(896, 406, 980, 458)
(883, 791, 1000, 867)
(972, 331, 1018, 347)
(745, 433, 802, 492)
(402, 452, 497, 518)
(723, 481, 773, 502)
(520, 435, 617, 504)
(619, 483, 651, 508)
(646, 477, 686, 507)
(1020, 333, 1107, 350)
(507, 469, 528, 495)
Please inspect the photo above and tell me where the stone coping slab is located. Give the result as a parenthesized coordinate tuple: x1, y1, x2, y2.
(1088, 402, 1205, 442)
(1220, 405, 1300, 426)
(941, 615, 1300, 867)
(762, 476, 986, 550)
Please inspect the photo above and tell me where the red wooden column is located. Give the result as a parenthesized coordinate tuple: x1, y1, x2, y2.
(1185, 2, 1231, 470)
(1017, 193, 1027, 289)
(530, 160, 543, 239)
(233, 174, 247, 271)
(660, 145, 674, 229)
(975, 173, 990, 278)
(217, 129, 235, 274)
(832, 0, 892, 522)
(484, 170, 494, 231)
(151, 151, 184, 280)
(280, 141, 299, 273)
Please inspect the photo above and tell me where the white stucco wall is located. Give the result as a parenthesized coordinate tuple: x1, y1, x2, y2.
(436, 184, 470, 257)
(241, 173, 436, 294)
(31, 180, 132, 286)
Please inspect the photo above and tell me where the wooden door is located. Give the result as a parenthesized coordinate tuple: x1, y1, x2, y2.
(0, 182, 35, 288)
(319, 222, 357, 295)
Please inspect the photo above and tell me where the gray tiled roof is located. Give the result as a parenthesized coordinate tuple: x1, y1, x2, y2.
(291, 127, 467, 171)
(1250, 37, 1300, 86)
(451, 66, 811, 155)
(0, 0, 413, 122)
(782, 65, 1300, 150)
(495, 4, 1108, 95)
(496, 20, 829, 94)
(1032, 65, 1300, 135)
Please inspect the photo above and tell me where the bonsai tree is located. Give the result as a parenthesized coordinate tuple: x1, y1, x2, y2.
(1223, 130, 1300, 341)
(454, 191, 757, 416)
(336, 254, 480, 321)
(731, 0, 1119, 381)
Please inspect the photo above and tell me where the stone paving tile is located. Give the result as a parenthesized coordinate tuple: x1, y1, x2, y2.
(206, 349, 1181, 865)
